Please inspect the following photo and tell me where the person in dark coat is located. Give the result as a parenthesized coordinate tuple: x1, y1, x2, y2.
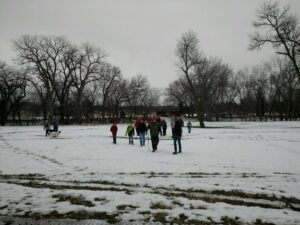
(137, 120, 147, 146)
(110, 122, 118, 144)
(173, 118, 182, 154)
(52, 117, 59, 132)
(178, 116, 184, 128)
(156, 117, 163, 136)
(148, 120, 162, 152)
(161, 119, 167, 136)
(187, 121, 192, 134)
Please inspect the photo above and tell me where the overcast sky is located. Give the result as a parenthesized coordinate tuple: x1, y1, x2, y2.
(1, 0, 300, 88)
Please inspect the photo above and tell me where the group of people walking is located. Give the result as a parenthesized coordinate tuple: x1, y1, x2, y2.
(110, 116, 192, 155)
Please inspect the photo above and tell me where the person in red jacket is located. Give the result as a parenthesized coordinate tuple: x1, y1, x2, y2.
(110, 122, 118, 144)
(134, 118, 141, 136)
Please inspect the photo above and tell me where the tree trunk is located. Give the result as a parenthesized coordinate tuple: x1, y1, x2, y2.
(196, 104, 205, 128)
(75, 92, 83, 124)
(46, 92, 54, 121)
(59, 104, 65, 124)
(0, 102, 8, 126)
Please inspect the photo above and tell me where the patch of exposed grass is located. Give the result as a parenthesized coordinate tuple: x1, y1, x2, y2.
(221, 216, 242, 225)
(15, 208, 23, 213)
(0, 205, 8, 210)
(52, 194, 95, 207)
(0, 173, 47, 181)
(152, 212, 168, 224)
(6, 180, 132, 194)
(131, 172, 146, 175)
(94, 197, 106, 202)
(153, 186, 300, 211)
(116, 204, 138, 211)
(170, 215, 211, 225)
(172, 200, 184, 207)
(254, 219, 276, 225)
(18, 210, 120, 224)
(150, 202, 172, 210)
(125, 190, 132, 195)
(289, 204, 300, 212)
(184, 219, 210, 225)
(3, 219, 14, 225)
(210, 189, 300, 205)
(184, 172, 221, 176)
(152, 190, 283, 210)
(79, 180, 138, 188)
(190, 204, 207, 210)
(139, 210, 151, 215)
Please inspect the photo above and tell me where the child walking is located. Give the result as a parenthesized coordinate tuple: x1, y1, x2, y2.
(187, 121, 192, 134)
(110, 122, 118, 144)
(125, 123, 135, 145)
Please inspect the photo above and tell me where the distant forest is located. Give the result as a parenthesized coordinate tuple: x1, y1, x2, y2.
(1, 1, 299, 127)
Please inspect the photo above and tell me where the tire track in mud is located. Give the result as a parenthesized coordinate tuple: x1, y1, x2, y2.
(1, 172, 300, 224)
(1, 172, 300, 212)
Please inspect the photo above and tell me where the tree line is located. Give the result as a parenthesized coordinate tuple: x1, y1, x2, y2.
(166, 1, 300, 127)
(0, 36, 159, 125)
(1, 1, 299, 126)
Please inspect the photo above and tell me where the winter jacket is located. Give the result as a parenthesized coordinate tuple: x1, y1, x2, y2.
(125, 125, 135, 136)
(173, 120, 182, 137)
(137, 122, 147, 134)
(134, 120, 140, 129)
(148, 121, 161, 137)
(147, 117, 154, 125)
(53, 119, 59, 131)
(156, 117, 161, 125)
(179, 118, 184, 127)
(110, 125, 118, 135)
(187, 122, 192, 128)
(162, 121, 167, 130)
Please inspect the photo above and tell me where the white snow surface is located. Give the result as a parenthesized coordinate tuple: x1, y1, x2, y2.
(0, 121, 300, 224)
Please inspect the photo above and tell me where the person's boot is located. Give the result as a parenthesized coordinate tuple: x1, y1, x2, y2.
(179, 149, 182, 153)
(173, 148, 177, 154)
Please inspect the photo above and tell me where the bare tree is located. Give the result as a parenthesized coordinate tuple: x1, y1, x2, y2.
(194, 57, 232, 121)
(175, 30, 206, 127)
(0, 62, 28, 125)
(71, 43, 106, 123)
(107, 78, 129, 119)
(249, 1, 300, 80)
(27, 74, 50, 121)
(55, 42, 77, 122)
(165, 78, 193, 116)
(267, 57, 299, 120)
(96, 63, 121, 120)
(237, 65, 270, 120)
(13, 35, 70, 121)
(125, 74, 151, 117)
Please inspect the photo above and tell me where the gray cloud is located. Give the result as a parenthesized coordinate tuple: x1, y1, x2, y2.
(1, 0, 300, 88)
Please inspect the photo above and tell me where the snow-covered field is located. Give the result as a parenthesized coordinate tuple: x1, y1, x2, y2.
(0, 121, 300, 225)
